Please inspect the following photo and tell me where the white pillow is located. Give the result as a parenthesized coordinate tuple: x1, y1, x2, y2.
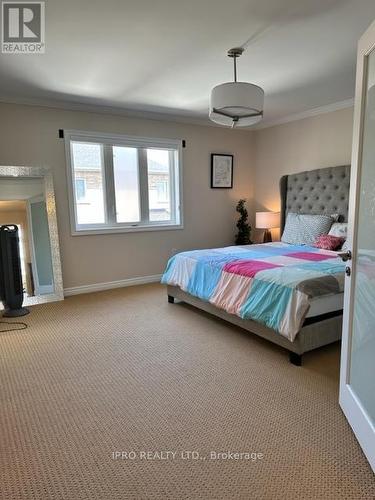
(281, 213, 334, 246)
(328, 222, 348, 238)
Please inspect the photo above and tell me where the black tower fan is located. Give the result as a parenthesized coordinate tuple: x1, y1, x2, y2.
(0, 225, 29, 317)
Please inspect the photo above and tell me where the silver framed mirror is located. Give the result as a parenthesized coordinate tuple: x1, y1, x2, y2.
(0, 166, 64, 306)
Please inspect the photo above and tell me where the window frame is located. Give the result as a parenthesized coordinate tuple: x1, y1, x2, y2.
(64, 130, 183, 236)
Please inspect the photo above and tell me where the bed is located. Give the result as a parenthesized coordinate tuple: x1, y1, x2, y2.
(162, 165, 350, 365)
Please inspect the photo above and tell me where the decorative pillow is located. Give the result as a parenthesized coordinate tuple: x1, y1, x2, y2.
(328, 222, 348, 238)
(281, 213, 334, 246)
(314, 234, 345, 251)
(330, 214, 340, 222)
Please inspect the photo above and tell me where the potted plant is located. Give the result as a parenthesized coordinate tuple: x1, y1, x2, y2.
(235, 199, 252, 245)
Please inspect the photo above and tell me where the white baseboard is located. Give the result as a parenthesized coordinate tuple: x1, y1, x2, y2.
(64, 274, 163, 297)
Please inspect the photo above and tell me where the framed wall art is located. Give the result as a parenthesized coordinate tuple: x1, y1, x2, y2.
(211, 154, 233, 188)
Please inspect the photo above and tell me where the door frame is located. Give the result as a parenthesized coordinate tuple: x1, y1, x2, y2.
(339, 19, 375, 471)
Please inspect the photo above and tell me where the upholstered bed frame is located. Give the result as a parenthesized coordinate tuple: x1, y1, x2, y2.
(167, 165, 351, 365)
(280, 165, 350, 232)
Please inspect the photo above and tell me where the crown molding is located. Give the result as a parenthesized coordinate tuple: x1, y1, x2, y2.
(0, 95, 354, 132)
(0, 95, 218, 129)
(255, 98, 354, 130)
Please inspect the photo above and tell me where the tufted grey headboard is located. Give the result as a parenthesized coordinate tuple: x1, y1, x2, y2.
(280, 165, 351, 233)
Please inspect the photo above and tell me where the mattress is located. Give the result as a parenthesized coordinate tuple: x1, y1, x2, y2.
(162, 242, 346, 341)
(306, 292, 344, 318)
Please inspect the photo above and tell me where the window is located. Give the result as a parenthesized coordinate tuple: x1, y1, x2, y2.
(71, 142, 105, 225)
(65, 131, 183, 234)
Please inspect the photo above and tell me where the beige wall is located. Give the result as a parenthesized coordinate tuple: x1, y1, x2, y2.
(0, 102, 354, 288)
(0, 209, 29, 258)
(253, 107, 354, 240)
(0, 102, 254, 289)
(0, 208, 29, 261)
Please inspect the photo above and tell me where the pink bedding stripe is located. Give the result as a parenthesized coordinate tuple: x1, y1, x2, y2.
(223, 259, 281, 278)
(286, 252, 336, 261)
(210, 271, 252, 315)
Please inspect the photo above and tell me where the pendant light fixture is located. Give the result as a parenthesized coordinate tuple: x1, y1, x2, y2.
(209, 47, 264, 128)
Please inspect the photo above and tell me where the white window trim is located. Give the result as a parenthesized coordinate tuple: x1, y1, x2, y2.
(64, 129, 184, 236)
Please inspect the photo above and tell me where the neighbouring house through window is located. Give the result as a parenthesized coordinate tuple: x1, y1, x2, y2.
(75, 178, 86, 201)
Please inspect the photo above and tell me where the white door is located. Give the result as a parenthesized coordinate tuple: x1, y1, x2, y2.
(339, 20, 375, 472)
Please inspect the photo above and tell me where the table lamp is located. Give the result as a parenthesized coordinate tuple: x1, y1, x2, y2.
(256, 211, 280, 243)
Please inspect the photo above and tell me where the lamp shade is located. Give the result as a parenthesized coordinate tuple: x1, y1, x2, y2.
(256, 211, 280, 229)
(209, 82, 264, 127)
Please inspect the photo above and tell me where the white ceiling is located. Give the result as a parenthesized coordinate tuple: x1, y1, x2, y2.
(1, 0, 375, 127)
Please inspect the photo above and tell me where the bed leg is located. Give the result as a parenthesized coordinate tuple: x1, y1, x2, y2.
(168, 295, 175, 304)
(289, 352, 302, 366)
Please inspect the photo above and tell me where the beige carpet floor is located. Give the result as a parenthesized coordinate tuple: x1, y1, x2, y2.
(0, 284, 374, 500)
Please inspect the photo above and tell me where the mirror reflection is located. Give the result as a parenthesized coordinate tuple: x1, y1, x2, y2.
(0, 173, 62, 313)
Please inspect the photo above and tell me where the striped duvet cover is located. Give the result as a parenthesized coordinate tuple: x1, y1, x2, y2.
(161, 242, 345, 341)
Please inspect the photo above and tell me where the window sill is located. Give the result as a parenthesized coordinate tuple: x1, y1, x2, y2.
(71, 223, 184, 236)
